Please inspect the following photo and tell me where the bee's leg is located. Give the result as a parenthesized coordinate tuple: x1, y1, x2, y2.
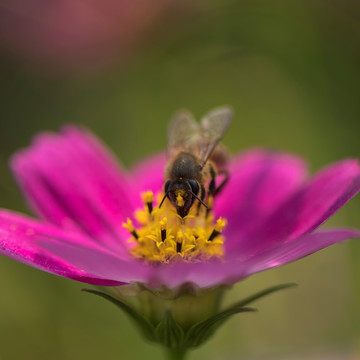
(197, 184, 206, 215)
(214, 169, 229, 196)
(208, 164, 217, 196)
(204, 165, 217, 217)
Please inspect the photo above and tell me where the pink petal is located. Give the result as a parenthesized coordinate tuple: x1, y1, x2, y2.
(144, 260, 241, 289)
(214, 149, 307, 248)
(146, 228, 359, 289)
(11, 126, 137, 253)
(235, 160, 360, 256)
(0, 209, 140, 286)
(241, 228, 360, 278)
(130, 152, 166, 199)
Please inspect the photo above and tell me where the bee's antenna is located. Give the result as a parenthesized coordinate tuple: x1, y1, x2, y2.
(159, 191, 169, 208)
(190, 191, 209, 209)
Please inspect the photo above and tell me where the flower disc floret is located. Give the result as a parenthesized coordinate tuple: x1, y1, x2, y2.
(123, 192, 226, 263)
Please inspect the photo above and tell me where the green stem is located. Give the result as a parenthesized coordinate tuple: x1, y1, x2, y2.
(165, 348, 187, 360)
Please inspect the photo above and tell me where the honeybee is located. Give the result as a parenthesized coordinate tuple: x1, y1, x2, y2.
(159, 106, 233, 218)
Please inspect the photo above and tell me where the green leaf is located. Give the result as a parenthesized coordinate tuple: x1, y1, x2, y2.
(185, 306, 256, 348)
(227, 282, 297, 309)
(155, 311, 185, 348)
(82, 289, 156, 342)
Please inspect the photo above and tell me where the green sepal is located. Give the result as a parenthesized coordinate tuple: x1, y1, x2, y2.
(82, 289, 157, 342)
(184, 306, 256, 348)
(82, 282, 297, 351)
(155, 311, 185, 348)
(226, 282, 297, 309)
(183, 282, 297, 348)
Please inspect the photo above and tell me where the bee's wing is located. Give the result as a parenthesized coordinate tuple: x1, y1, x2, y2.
(167, 109, 200, 157)
(198, 106, 233, 168)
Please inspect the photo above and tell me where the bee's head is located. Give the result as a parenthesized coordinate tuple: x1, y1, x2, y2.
(161, 179, 204, 218)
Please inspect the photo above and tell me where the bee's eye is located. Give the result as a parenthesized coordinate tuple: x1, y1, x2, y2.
(164, 180, 171, 193)
(188, 180, 199, 195)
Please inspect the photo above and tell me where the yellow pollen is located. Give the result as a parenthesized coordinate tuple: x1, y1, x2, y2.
(135, 210, 149, 225)
(176, 194, 185, 207)
(176, 230, 184, 243)
(123, 191, 227, 263)
(123, 218, 135, 233)
(215, 218, 227, 233)
(142, 191, 153, 204)
(160, 217, 167, 230)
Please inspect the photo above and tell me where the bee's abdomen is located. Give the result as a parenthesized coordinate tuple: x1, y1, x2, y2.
(170, 152, 201, 180)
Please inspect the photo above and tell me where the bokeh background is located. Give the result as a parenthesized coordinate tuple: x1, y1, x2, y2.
(0, 0, 360, 359)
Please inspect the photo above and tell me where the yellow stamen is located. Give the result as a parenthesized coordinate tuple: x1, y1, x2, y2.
(123, 218, 135, 233)
(176, 230, 184, 243)
(136, 211, 149, 226)
(141, 191, 154, 214)
(215, 218, 227, 232)
(142, 191, 154, 204)
(208, 218, 226, 242)
(160, 217, 167, 230)
(176, 230, 183, 253)
(123, 191, 227, 263)
(160, 217, 167, 242)
(122, 218, 139, 239)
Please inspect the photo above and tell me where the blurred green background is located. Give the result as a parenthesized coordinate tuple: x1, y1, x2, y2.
(0, 0, 360, 359)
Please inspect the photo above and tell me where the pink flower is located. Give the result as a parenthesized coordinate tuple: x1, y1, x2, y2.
(0, 0, 173, 72)
(0, 126, 359, 290)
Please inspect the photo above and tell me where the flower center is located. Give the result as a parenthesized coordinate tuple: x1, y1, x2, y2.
(123, 191, 226, 263)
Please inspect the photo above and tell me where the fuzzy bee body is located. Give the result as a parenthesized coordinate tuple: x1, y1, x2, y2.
(161, 107, 233, 218)
(167, 152, 202, 182)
